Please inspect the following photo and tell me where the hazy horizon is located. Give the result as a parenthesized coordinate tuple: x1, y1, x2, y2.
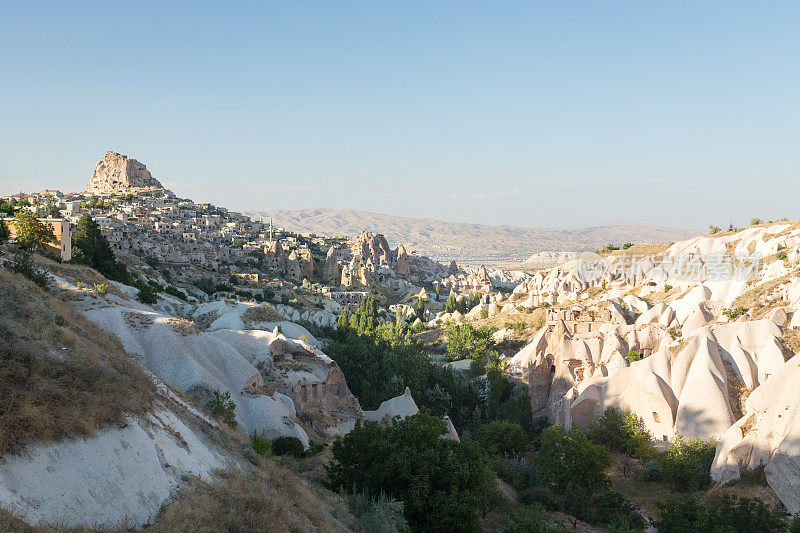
(1, 2, 798, 229)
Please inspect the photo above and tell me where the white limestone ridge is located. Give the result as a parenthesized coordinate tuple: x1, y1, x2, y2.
(85, 151, 166, 194)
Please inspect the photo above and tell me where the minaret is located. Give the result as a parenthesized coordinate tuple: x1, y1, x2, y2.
(269, 216, 274, 244)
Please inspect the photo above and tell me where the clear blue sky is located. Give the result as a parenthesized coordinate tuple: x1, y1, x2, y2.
(1, 1, 797, 229)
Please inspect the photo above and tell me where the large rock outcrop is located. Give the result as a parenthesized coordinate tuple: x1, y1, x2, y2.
(85, 151, 165, 194)
(712, 353, 800, 514)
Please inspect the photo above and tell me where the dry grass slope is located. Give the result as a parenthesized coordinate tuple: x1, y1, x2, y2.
(145, 461, 352, 533)
(0, 267, 155, 452)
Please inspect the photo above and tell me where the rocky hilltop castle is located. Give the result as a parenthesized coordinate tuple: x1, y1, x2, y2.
(85, 152, 167, 194)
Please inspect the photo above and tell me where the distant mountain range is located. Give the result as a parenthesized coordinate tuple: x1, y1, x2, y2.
(246, 207, 700, 262)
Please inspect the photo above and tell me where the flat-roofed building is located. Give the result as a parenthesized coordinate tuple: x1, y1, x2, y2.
(3, 217, 71, 261)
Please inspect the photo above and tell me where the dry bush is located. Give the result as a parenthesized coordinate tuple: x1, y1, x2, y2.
(0, 508, 37, 532)
(723, 361, 751, 420)
(274, 359, 313, 373)
(242, 304, 287, 326)
(166, 317, 199, 336)
(0, 268, 154, 452)
(122, 310, 155, 330)
(145, 462, 351, 533)
(193, 309, 221, 330)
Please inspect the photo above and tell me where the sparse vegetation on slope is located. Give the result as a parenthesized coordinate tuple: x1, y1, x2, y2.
(146, 463, 352, 533)
(0, 266, 154, 452)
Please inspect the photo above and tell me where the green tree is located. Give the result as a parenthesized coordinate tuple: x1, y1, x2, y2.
(467, 292, 482, 311)
(13, 211, 56, 251)
(445, 293, 458, 313)
(73, 213, 113, 267)
(350, 296, 379, 335)
(72, 213, 131, 283)
(415, 297, 426, 321)
(337, 308, 351, 331)
(534, 425, 611, 526)
(0, 219, 9, 243)
(136, 284, 158, 304)
(44, 197, 61, 218)
(327, 410, 492, 532)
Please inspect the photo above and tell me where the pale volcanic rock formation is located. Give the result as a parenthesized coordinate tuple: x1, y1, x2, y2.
(509, 294, 787, 443)
(85, 151, 165, 194)
(323, 246, 342, 285)
(712, 353, 800, 513)
(0, 407, 227, 529)
(364, 387, 420, 425)
(73, 282, 362, 446)
(395, 243, 411, 277)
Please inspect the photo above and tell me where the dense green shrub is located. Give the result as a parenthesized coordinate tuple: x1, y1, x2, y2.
(661, 436, 717, 491)
(445, 323, 495, 361)
(476, 420, 528, 456)
(596, 243, 620, 254)
(655, 493, 788, 533)
(136, 284, 158, 304)
(327, 410, 491, 532)
(624, 350, 642, 365)
(164, 284, 187, 300)
(534, 426, 611, 497)
(587, 489, 645, 530)
(517, 487, 559, 509)
(639, 459, 664, 481)
(194, 277, 216, 295)
(272, 436, 305, 458)
(585, 407, 655, 460)
(0, 219, 9, 243)
(529, 426, 643, 529)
